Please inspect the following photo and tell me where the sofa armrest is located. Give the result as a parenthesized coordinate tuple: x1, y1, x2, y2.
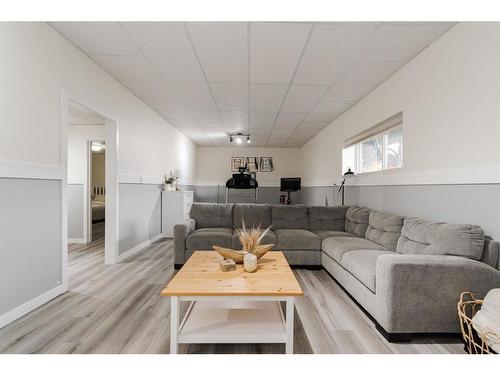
(375, 254, 500, 333)
(173, 219, 196, 266)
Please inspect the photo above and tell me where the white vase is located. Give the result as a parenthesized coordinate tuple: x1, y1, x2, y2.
(243, 252, 258, 273)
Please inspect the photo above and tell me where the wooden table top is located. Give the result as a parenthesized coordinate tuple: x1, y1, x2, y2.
(161, 251, 304, 297)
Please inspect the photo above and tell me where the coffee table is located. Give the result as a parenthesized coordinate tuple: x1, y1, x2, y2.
(161, 251, 303, 354)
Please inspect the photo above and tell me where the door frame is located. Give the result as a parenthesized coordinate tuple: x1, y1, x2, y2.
(61, 91, 119, 290)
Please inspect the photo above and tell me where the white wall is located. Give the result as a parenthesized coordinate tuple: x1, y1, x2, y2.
(67, 125, 105, 183)
(300, 23, 500, 187)
(0, 22, 197, 184)
(0, 22, 197, 327)
(196, 147, 302, 186)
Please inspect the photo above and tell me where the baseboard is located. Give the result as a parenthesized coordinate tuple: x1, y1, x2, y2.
(0, 284, 65, 329)
(68, 238, 86, 244)
(117, 234, 163, 262)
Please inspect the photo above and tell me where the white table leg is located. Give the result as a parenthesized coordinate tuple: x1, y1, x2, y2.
(285, 297, 294, 354)
(170, 296, 179, 354)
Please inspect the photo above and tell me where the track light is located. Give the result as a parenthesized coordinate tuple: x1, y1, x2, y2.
(228, 132, 250, 145)
(235, 137, 242, 144)
(247, 136, 251, 144)
(230, 136, 233, 143)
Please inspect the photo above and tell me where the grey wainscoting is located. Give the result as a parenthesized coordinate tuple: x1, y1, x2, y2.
(0, 178, 62, 316)
(118, 183, 162, 255)
(345, 184, 500, 240)
(302, 186, 341, 207)
(191, 185, 302, 205)
(67, 183, 84, 240)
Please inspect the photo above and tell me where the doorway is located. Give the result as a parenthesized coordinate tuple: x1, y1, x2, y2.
(63, 94, 118, 291)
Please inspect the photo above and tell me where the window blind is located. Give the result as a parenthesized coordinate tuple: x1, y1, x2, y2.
(344, 112, 403, 147)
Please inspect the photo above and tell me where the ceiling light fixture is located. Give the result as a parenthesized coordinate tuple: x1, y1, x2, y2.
(91, 142, 105, 152)
(227, 133, 250, 146)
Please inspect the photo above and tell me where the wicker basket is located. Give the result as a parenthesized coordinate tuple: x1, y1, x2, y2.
(457, 291, 498, 354)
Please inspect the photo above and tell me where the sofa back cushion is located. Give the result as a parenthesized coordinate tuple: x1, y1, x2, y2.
(480, 237, 500, 270)
(365, 211, 404, 251)
(345, 206, 370, 237)
(397, 217, 485, 260)
(190, 203, 233, 229)
(271, 205, 309, 230)
(308, 206, 348, 231)
(233, 204, 271, 229)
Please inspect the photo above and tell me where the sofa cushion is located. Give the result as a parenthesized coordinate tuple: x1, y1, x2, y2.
(189, 203, 234, 229)
(186, 228, 233, 249)
(345, 206, 370, 237)
(308, 206, 348, 231)
(271, 205, 309, 230)
(231, 230, 277, 250)
(233, 204, 271, 229)
(341, 250, 394, 293)
(322, 236, 385, 263)
(274, 229, 321, 250)
(313, 230, 356, 240)
(397, 218, 485, 260)
(365, 211, 404, 251)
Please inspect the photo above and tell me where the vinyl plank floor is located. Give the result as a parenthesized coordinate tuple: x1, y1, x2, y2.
(0, 239, 463, 354)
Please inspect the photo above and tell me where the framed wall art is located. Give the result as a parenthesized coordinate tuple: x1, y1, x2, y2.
(260, 157, 273, 172)
(231, 156, 245, 172)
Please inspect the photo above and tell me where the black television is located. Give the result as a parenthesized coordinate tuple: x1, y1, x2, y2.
(280, 177, 301, 192)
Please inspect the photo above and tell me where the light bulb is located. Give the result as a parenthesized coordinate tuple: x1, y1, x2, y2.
(235, 137, 242, 144)
(247, 136, 251, 144)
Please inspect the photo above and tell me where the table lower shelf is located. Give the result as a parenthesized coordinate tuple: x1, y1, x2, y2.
(177, 300, 287, 344)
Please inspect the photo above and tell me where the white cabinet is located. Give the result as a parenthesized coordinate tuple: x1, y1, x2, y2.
(162, 191, 194, 237)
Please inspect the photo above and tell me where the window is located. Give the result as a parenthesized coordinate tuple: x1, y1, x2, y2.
(342, 113, 403, 174)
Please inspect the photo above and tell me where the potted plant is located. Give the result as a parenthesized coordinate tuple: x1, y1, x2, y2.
(164, 173, 178, 191)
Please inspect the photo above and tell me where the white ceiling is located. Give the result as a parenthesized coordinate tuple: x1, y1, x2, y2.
(52, 22, 454, 147)
(68, 100, 106, 126)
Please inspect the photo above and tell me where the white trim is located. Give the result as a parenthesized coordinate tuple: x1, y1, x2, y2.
(0, 159, 63, 180)
(0, 285, 65, 329)
(117, 234, 163, 262)
(68, 238, 86, 244)
(104, 119, 119, 265)
(67, 178, 84, 184)
(303, 165, 500, 187)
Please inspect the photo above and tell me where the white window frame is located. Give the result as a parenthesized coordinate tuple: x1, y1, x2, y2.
(344, 124, 403, 175)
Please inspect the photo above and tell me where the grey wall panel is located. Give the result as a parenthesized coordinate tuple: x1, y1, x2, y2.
(0, 178, 62, 316)
(67, 184, 84, 239)
(191, 186, 302, 205)
(118, 183, 162, 255)
(346, 184, 500, 240)
(302, 186, 341, 206)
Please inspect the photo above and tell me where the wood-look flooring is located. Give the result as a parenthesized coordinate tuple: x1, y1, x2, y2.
(0, 234, 463, 354)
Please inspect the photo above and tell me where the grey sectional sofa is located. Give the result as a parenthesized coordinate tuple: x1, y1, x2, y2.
(173, 202, 500, 341)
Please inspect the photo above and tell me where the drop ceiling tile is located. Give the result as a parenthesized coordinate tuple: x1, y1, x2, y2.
(304, 112, 340, 122)
(210, 83, 248, 111)
(357, 23, 453, 62)
(297, 121, 329, 130)
(250, 128, 271, 135)
(267, 141, 285, 147)
(312, 101, 352, 113)
(220, 111, 249, 129)
(51, 22, 140, 55)
(122, 22, 205, 82)
(192, 111, 223, 128)
(289, 134, 313, 141)
(274, 112, 307, 129)
(131, 82, 216, 111)
(186, 22, 249, 83)
(322, 84, 376, 102)
(293, 23, 378, 85)
(281, 85, 329, 112)
(294, 128, 321, 136)
(335, 61, 404, 85)
(249, 112, 277, 129)
(282, 142, 304, 148)
(271, 128, 294, 137)
(250, 22, 312, 84)
(250, 84, 288, 112)
(91, 55, 162, 80)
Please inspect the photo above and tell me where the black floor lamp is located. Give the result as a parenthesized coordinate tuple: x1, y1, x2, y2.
(338, 168, 355, 206)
